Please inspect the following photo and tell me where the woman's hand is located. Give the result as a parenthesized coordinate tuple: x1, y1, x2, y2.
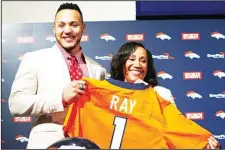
(206, 136, 220, 149)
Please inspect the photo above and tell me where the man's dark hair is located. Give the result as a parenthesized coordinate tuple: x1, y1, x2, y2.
(55, 2, 83, 22)
(110, 42, 158, 87)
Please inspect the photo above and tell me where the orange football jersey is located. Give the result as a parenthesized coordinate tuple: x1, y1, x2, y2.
(63, 77, 211, 149)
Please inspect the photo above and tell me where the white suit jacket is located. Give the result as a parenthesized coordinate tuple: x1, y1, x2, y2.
(154, 86, 176, 107)
(133, 79, 176, 106)
(8, 45, 106, 149)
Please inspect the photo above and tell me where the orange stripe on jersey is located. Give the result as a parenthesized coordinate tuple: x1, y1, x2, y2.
(63, 77, 211, 149)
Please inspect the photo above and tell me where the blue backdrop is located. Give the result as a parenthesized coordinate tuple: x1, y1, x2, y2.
(2, 20, 225, 149)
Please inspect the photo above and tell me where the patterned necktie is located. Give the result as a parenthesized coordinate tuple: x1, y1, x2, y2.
(63, 56, 83, 137)
(69, 56, 83, 80)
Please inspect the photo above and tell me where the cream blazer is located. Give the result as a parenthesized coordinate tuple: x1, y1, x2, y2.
(8, 45, 106, 149)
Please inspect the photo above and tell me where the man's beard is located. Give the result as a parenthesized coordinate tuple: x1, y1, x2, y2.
(56, 37, 81, 53)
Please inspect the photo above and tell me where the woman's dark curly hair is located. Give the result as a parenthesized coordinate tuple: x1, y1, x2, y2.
(110, 42, 158, 87)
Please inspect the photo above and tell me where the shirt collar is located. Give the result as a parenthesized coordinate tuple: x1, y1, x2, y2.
(56, 43, 85, 63)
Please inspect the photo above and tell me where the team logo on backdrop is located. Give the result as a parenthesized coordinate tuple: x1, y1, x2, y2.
(152, 53, 175, 60)
(100, 33, 116, 41)
(13, 117, 32, 123)
(207, 52, 225, 59)
(185, 112, 204, 120)
(95, 54, 113, 60)
(156, 32, 171, 40)
(17, 36, 35, 43)
(15, 135, 29, 143)
(45, 35, 56, 42)
(183, 72, 202, 80)
(1, 140, 6, 143)
(126, 34, 144, 41)
(2, 39, 6, 43)
(184, 51, 200, 59)
(2, 99, 7, 102)
(181, 32, 200, 40)
(186, 91, 202, 99)
(211, 31, 225, 40)
(2, 58, 8, 62)
(209, 92, 225, 99)
(157, 71, 173, 80)
(81, 35, 89, 42)
(214, 133, 225, 140)
(18, 54, 25, 60)
(215, 110, 225, 119)
(213, 70, 225, 79)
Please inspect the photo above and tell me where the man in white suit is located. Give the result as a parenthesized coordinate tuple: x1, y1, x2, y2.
(8, 3, 106, 149)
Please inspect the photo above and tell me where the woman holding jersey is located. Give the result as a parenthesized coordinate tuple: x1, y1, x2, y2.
(110, 41, 220, 149)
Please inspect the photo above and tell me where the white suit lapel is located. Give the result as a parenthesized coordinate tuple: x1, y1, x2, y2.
(84, 56, 95, 78)
(51, 45, 71, 86)
(50, 46, 98, 81)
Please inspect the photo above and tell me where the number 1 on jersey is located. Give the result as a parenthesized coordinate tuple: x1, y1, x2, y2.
(110, 116, 127, 149)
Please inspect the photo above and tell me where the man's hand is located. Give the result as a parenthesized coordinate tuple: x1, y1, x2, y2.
(62, 80, 86, 106)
